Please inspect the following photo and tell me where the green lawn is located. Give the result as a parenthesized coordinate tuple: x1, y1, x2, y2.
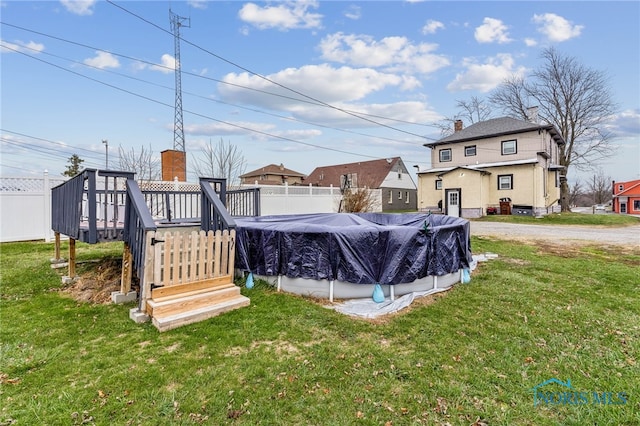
(1, 235, 638, 425)
(474, 211, 640, 226)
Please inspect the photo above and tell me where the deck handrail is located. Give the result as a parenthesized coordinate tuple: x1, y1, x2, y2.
(51, 169, 135, 243)
(200, 177, 236, 232)
(123, 177, 157, 291)
(51, 169, 91, 240)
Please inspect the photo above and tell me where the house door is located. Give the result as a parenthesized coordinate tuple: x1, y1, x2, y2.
(621, 202, 627, 214)
(446, 189, 460, 217)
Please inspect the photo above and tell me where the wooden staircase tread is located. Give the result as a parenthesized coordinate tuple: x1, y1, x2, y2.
(152, 295, 250, 332)
(146, 286, 243, 317)
(150, 283, 237, 303)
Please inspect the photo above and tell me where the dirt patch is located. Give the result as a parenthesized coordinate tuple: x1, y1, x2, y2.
(60, 258, 138, 304)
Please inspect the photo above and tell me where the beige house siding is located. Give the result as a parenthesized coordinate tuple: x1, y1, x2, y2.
(430, 129, 555, 169)
(418, 162, 561, 217)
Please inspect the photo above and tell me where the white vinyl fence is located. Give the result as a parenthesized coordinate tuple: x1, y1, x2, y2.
(0, 175, 347, 243)
(0, 172, 67, 243)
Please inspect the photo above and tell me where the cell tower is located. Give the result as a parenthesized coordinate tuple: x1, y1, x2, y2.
(170, 10, 190, 152)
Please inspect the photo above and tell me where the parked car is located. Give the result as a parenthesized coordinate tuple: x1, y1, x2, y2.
(593, 204, 606, 212)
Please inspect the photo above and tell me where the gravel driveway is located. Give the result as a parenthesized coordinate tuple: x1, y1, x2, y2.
(470, 221, 640, 247)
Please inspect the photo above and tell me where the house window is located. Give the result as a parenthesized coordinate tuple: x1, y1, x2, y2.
(498, 174, 513, 190)
(435, 179, 442, 190)
(465, 145, 477, 156)
(619, 184, 624, 191)
(398, 170, 402, 179)
(405, 191, 410, 203)
(398, 191, 402, 200)
(634, 200, 640, 211)
(388, 190, 393, 204)
(501, 140, 517, 155)
(439, 148, 452, 162)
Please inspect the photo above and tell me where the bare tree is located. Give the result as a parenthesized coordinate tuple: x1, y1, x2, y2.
(587, 169, 612, 205)
(435, 96, 493, 137)
(489, 47, 617, 211)
(117, 144, 161, 183)
(568, 179, 583, 208)
(341, 187, 378, 213)
(191, 138, 247, 188)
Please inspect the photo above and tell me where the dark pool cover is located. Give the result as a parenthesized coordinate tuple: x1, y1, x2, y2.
(234, 213, 472, 286)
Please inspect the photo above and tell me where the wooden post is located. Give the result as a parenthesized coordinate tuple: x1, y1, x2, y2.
(141, 232, 155, 313)
(68, 238, 76, 279)
(120, 242, 133, 294)
(54, 232, 61, 261)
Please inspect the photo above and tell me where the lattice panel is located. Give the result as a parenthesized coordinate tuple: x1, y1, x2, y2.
(0, 176, 66, 192)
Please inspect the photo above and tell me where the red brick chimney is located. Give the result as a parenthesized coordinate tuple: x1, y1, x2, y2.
(161, 149, 186, 181)
(454, 119, 463, 132)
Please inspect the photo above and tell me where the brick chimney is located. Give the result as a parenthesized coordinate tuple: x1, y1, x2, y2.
(161, 149, 186, 181)
(454, 119, 463, 132)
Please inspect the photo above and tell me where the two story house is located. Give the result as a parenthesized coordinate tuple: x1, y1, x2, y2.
(612, 179, 640, 215)
(239, 163, 306, 186)
(416, 116, 565, 218)
(305, 157, 417, 212)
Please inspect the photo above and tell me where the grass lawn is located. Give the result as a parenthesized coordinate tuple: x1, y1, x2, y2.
(1, 234, 639, 425)
(473, 212, 640, 226)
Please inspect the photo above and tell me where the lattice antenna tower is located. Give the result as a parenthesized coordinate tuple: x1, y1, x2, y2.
(170, 10, 190, 152)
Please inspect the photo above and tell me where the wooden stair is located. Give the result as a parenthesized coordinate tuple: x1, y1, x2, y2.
(146, 280, 249, 332)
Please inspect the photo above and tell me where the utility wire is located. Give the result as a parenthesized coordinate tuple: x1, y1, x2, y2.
(1, 20, 440, 136)
(4, 39, 434, 145)
(2, 43, 383, 160)
(104, 0, 435, 139)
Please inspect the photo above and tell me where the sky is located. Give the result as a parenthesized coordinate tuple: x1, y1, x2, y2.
(1, 0, 639, 185)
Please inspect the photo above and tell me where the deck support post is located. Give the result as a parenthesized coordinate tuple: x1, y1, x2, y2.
(62, 238, 77, 284)
(50, 232, 67, 269)
(329, 280, 334, 302)
(389, 285, 395, 301)
(112, 242, 137, 304)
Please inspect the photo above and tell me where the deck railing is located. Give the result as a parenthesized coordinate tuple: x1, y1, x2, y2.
(51, 169, 134, 243)
(200, 178, 236, 232)
(51, 170, 88, 241)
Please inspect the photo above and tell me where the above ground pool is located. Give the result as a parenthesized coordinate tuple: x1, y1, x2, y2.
(234, 213, 473, 301)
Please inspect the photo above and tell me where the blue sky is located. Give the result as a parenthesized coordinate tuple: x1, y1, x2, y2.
(1, 0, 639, 184)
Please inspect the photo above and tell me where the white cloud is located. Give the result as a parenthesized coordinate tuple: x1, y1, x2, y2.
(60, 0, 96, 16)
(607, 109, 640, 138)
(422, 19, 444, 35)
(447, 53, 526, 93)
(187, 0, 207, 10)
(218, 64, 440, 128)
(220, 64, 409, 106)
(83, 51, 119, 69)
(0, 39, 45, 54)
(344, 5, 361, 20)
(238, 1, 322, 31)
(524, 38, 537, 47)
(474, 17, 512, 44)
(532, 13, 583, 42)
(133, 54, 176, 73)
(319, 32, 449, 75)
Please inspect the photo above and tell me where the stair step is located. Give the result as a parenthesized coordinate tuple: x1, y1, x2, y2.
(147, 286, 242, 317)
(151, 282, 236, 303)
(152, 295, 250, 332)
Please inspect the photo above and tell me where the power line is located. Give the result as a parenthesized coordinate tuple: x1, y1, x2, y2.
(6, 38, 432, 146)
(1, 44, 383, 160)
(1, 21, 440, 140)
(104, 1, 434, 140)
